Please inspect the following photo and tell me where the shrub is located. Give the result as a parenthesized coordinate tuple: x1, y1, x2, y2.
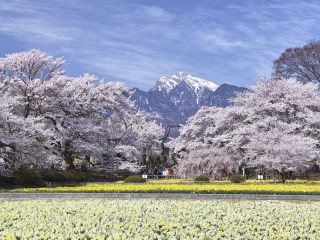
(230, 174, 246, 183)
(123, 175, 146, 183)
(13, 168, 45, 186)
(194, 175, 210, 182)
(63, 169, 88, 182)
(0, 175, 15, 187)
(41, 170, 67, 182)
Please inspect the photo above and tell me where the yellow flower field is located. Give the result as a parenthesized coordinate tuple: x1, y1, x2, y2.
(10, 179, 320, 194)
(147, 179, 320, 184)
(0, 199, 319, 239)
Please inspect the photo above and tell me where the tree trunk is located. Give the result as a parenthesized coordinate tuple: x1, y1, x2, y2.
(64, 140, 75, 169)
(279, 172, 286, 183)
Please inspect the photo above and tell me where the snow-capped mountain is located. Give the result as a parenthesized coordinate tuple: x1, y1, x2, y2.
(130, 72, 246, 125)
(151, 72, 219, 95)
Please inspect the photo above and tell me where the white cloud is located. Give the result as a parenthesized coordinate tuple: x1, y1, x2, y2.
(138, 6, 174, 22)
(0, 18, 75, 43)
(2, 0, 320, 90)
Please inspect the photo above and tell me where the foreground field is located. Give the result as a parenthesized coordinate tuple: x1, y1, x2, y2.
(0, 199, 319, 239)
(10, 179, 320, 195)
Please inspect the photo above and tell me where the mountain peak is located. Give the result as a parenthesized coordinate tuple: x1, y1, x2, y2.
(173, 71, 189, 79)
(151, 72, 219, 94)
(131, 73, 246, 125)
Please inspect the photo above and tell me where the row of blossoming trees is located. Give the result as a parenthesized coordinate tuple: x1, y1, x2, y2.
(1, 48, 320, 182)
(173, 78, 320, 181)
(0, 50, 164, 176)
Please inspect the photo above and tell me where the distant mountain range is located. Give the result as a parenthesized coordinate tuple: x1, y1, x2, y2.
(129, 72, 247, 125)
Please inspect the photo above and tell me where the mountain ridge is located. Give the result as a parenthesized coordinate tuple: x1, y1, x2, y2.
(130, 72, 247, 125)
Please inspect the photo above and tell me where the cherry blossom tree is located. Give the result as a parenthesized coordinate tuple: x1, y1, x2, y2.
(174, 106, 220, 149)
(174, 78, 320, 180)
(173, 107, 237, 178)
(245, 124, 317, 182)
(0, 50, 63, 173)
(175, 143, 237, 179)
(110, 111, 164, 171)
(0, 50, 164, 174)
(0, 104, 55, 175)
(223, 78, 320, 181)
(41, 74, 136, 169)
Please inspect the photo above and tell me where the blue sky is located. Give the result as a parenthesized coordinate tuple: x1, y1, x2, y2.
(1, 0, 320, 90)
